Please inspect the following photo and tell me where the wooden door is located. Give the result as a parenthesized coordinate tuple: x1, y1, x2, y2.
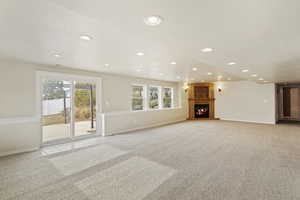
(290, 88, 300, 120)
(283, 87, 291, 117)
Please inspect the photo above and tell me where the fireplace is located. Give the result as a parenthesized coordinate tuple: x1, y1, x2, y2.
(195, 104, 209, 118)
(188, 83, 216, 120)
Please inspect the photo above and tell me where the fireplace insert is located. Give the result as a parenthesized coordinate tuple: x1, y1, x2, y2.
(194, 104, 209, 118)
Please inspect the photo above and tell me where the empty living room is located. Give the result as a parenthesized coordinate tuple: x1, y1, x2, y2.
(1, 0, 300, 199)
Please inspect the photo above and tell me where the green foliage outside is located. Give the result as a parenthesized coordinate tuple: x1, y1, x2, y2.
(42, 81, 96, 125)
(74, 83, 96, 121)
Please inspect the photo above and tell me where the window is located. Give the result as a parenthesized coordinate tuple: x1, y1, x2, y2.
(163, 87, 173, 108)
(132, 85, 145, 111)
(149, 86, 161, 109)
(132, 85, 175, 111)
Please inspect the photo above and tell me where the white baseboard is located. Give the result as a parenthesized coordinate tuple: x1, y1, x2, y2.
(0, 147, 40, 158)
(107, 119, 186, 136)
(220, 118, 276, 125)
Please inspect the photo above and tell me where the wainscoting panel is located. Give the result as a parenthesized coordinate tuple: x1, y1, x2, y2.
(0, 116, 41, 157)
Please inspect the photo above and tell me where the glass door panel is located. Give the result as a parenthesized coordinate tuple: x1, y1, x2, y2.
(74, 82, 97, 137)
(42, 80, 72, 142)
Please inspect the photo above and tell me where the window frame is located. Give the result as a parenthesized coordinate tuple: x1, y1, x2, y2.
(131, 84, 176, 112)
(162, 87, 174, 109)
(148, 85, 162, 110)
(36, 71, 103, 145)
(131, 84, 147, 112)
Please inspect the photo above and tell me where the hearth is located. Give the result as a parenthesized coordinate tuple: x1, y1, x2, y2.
(195, 104, 209, 118)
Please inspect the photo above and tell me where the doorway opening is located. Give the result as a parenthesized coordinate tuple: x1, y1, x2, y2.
(37, 72, 102, 145)
(276, 83, 300, 123)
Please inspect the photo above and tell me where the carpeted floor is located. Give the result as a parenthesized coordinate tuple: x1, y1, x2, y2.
(1, 120, 300, 200)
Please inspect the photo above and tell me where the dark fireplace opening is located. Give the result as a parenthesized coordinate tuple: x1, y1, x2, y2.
(195, 104, 209, 118)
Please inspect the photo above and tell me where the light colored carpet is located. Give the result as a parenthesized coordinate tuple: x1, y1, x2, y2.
(75, 157, 176, 200)
(1, 120, 300, 200)
(49, 145, 127, 176)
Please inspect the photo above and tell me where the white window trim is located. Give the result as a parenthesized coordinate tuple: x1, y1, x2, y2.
(131, 84, 176, 112)
(36, 71, 103, 146)
(162, 87, 174, 109)
(131, 84, 147, 112)
(148, 85, 162, 110)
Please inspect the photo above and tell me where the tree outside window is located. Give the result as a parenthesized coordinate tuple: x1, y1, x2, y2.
(149, 86, 160, 109)
(163, 88, 173, 108)
(132, 85, 144, 111)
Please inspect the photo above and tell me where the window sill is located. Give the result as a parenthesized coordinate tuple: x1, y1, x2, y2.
(104, 107, 183, 116)
(133, 107, 181, 112)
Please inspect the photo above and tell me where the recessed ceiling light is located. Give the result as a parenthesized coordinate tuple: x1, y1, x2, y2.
(144, 15, 163, 26)
(104, 63, 109, 67)
(170, 62, 177, 65)
(53, 53, 62, 58)
(263, 80, 269, 83)
(251, 74, 257, 77)
(136, 52, 144, 56)
(80, 34, 92, 41)
(227, 62, 236, 66)
(258, 78, 264, 81)
(207, 72, 213, 75)
(159, 73, 164, 76)
(242, 69, 249, 73)
(192, 67, 198, 71)
(201, 48, 213, 53)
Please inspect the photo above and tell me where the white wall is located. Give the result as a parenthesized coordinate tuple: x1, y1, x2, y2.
(0, 118, 40, 157)
(103, 108, 186, 136)
(0, 59, 187, 156)
(215, 81, 276, 124)
(0, 60, 36, 118)
(1, 59, 278, 156)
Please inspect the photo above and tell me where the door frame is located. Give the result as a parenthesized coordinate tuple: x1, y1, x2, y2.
(36, 71, 103, 146)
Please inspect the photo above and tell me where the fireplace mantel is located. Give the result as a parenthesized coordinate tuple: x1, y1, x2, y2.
(188, 83, 217, 120)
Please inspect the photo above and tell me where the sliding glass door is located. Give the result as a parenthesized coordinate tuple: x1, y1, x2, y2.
(42, 80, 72, 142)
(41, 76, 99, 144)
(74, 82, 97, 137)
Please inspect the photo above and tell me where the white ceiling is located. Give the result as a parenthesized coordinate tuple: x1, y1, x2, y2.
(1, 0, 300, 83)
